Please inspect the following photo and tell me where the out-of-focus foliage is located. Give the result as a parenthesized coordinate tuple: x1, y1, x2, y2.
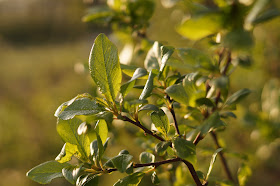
(1, 0, 280, 185)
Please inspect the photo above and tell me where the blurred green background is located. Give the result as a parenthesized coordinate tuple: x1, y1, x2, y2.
(1, 0, 280, 185)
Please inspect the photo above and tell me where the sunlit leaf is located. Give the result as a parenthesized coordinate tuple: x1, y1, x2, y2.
(138, 104, 159, 112)
(55, 143, 81, 163)
(95, 120, 108, 144)
(177, 12, 224, 40)
(206, 148, 223, 180)
(238, 163, 252, 186)
(139, 71, 155, 100)
(151, 109, 170, 137)
(26, 161, 70, 184)
(57, 118, 95, 161)
(62, 166, 82, 185)
(89, 33, 122, 103)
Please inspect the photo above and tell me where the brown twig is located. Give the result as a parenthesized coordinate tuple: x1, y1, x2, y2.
(121, 115, 165, 142)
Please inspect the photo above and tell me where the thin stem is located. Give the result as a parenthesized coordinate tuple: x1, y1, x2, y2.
(106, 157, 181, 173)
(166, 95, 180, 136)
(121, 115, 165, 142)
(210, 132, 234, 182)
(181, 159, 205, 186)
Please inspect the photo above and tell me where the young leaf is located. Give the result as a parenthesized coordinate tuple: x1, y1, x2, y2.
(159, 46, 174, 78)
(89, 33, 122, 103)
(225, 88, 251, 106)
(113, 172, 145, 186)
(150, 109, 170, 137)
(26, 161, 70, 184)
(109, 154, 133, 173)
(206, 148, 223, 180)
(155, 141, 172, 156)
(165, 84, 189, 105)
(144, 42, 161, 71)
(173, 137, 196, 164)
(120, 68, 148, 97)
(139, 71, 155, 100)
(55, 143, 81, 163)
(238, 163, 252, 186)
(57, 118, 95, 161)
(139, 152, 155, 164)
(151, 171, 160, 185)
(95, 119, 108, 144)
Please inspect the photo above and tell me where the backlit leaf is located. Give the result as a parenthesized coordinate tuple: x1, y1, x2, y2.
(151, 109, 170, 137)
(139, 152, 155, 164)
(26, 161, 70, 184)
(89, 33, 122, 103)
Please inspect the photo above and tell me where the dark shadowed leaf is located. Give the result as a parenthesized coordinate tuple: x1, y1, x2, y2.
(151, 171, 160, 185)
(173, 137, 196, 164)
(155, 141, 172, 156)
(225, 88, 251, 106)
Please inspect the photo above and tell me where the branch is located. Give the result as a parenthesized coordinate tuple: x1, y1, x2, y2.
(181, 159, 205, 186)
(166, 95, 181, 136)
(210, 132, 234, 182)
(120, 115, 165, 142)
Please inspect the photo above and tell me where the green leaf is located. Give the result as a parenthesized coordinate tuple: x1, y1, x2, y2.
(95, 119, 108, 144)
(57, 118, 95, 161)
(200, 112, 225, 135)
(26, 161, 70, 184)
(139, 152, 155, 164)
(90, 134, 105, 162)
(155, 141, 172, 156)
(225, 88, 251, 106)
(144, 42, 161, 71)
(223, 30, 254, 51)
(55, 143, 81, 163)
(238, 163, 252, 186)
(82, 6, 114, 23)
(195, 98, 214, 107)
(246, 0, 270, 26)
(110, 154, 133, 173)
(159, 46, 174, 78)
(89, 33, 122, 103)
(150, 109, 170, 137)
(138, 104, 159, 112)
(177, 12, 223, 40)
(113, 172, 145, 186)
(206, 148, 223, 180)
(120, 68, 148, 97)
(56, 96, 106, 120)
(173, 137, 196, 164)
(252, 9, 280, 25)
(62, 166, 82, 185)
(177, 48, 214, 71)
(165, 84, 189, 105)
(77, 175, 99, 186)
(151, 171, 160, 185)
(139, 71, 155, 100)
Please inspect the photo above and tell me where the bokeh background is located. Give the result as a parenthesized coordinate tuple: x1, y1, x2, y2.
(0, 0, 280, 185)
